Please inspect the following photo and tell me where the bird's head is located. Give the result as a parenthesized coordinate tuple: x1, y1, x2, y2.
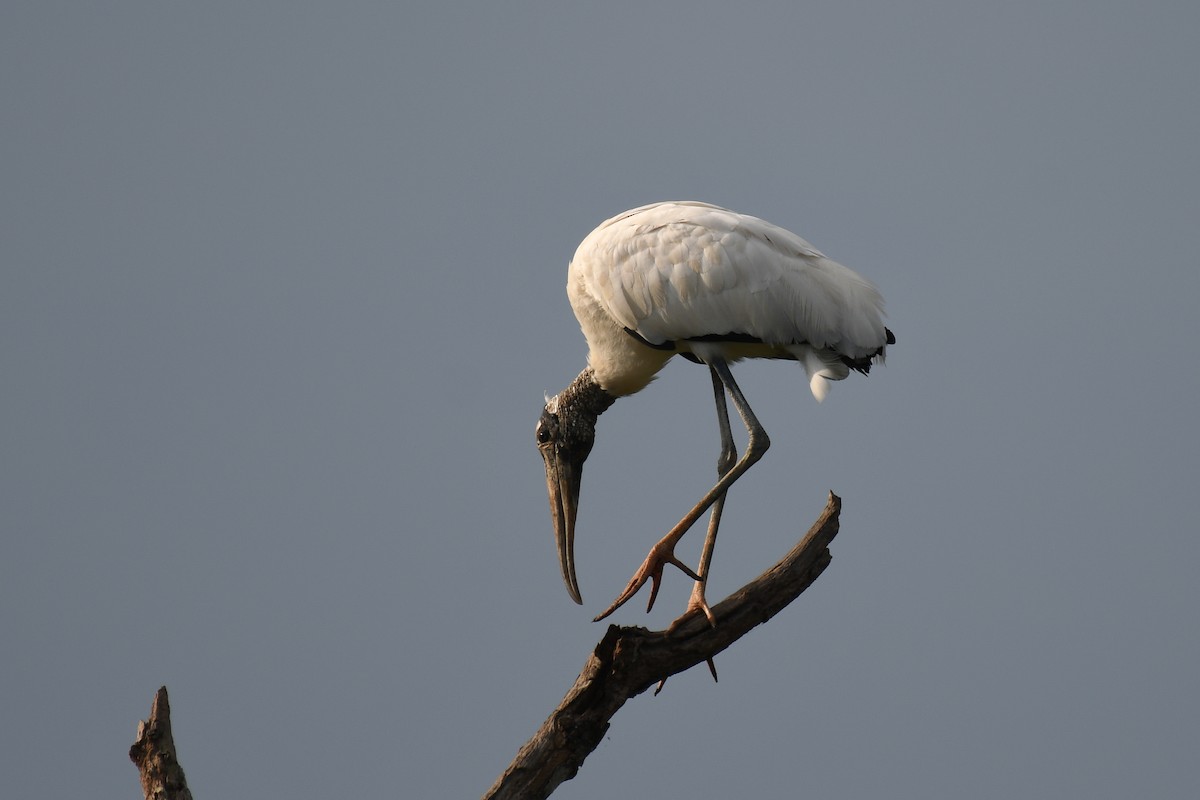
(536, 369, 615, 605)
(536, 393, 596, 604)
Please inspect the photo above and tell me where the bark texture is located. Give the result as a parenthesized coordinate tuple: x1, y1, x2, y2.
(130, 686, 194, 800)
(483, 492, 843, 800)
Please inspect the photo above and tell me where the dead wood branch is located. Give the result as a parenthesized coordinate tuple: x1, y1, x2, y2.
(130, 686, 194, 800)
(483, 491, 843, 800)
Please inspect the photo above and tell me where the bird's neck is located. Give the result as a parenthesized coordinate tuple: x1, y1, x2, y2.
(557, 368, 617, 421)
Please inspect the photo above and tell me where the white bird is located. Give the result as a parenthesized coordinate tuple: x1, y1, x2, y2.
(537, 201, 893, 625)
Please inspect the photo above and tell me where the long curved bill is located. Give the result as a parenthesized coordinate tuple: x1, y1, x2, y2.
(542, 448, 583, 604)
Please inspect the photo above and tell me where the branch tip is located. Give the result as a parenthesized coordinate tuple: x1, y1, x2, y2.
(484, 492, 845, 800)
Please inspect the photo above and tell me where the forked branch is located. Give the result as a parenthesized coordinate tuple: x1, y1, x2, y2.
(483, 492, 843, 800)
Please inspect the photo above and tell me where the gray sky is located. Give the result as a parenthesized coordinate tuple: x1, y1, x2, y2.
(3, 2, 1198, 797)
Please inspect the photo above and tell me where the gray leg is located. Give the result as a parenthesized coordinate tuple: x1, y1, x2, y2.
(595, 356, 770, 622)
(679, 366, 737, 628)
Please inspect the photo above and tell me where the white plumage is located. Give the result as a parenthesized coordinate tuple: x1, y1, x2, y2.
(537, 201, 892, 620)
(567, 201, 890, 400)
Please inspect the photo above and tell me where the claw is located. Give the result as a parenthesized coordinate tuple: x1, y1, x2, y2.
(652, 656, 718, 696)
(593, 540, 701, 622)
(666, 581, 718, 633)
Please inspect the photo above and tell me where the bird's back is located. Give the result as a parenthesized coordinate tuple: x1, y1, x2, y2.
(571, 201, 888, 357)
(568, 202, 891, 399)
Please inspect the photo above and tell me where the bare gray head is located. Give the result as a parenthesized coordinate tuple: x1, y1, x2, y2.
(536, 368, 615, 604)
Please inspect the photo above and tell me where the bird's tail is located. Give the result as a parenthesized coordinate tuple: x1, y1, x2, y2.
(788, 345, 850, 402)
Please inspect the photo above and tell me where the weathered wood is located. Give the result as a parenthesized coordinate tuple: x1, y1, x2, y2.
(483, 492, 843, 800)
(130, 686, 194, 800)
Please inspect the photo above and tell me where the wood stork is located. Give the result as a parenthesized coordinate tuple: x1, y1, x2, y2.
(537, 201, 893, 626)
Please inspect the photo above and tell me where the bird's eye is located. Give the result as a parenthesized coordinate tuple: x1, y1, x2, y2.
(536, 422, 554, 444)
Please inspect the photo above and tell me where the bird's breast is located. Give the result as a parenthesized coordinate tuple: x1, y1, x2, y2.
(568, 272, 673, 397)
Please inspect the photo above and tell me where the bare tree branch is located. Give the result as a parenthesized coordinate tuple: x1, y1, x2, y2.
(483, 491, 843, 800)
(130, 686, 194, 800)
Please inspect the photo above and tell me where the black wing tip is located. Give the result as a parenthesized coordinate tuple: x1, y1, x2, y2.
(843, 328, 894, 375)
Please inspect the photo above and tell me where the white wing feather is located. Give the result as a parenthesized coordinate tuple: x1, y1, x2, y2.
(545, 204, 889, 611)
(572, 202, 889, 359)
